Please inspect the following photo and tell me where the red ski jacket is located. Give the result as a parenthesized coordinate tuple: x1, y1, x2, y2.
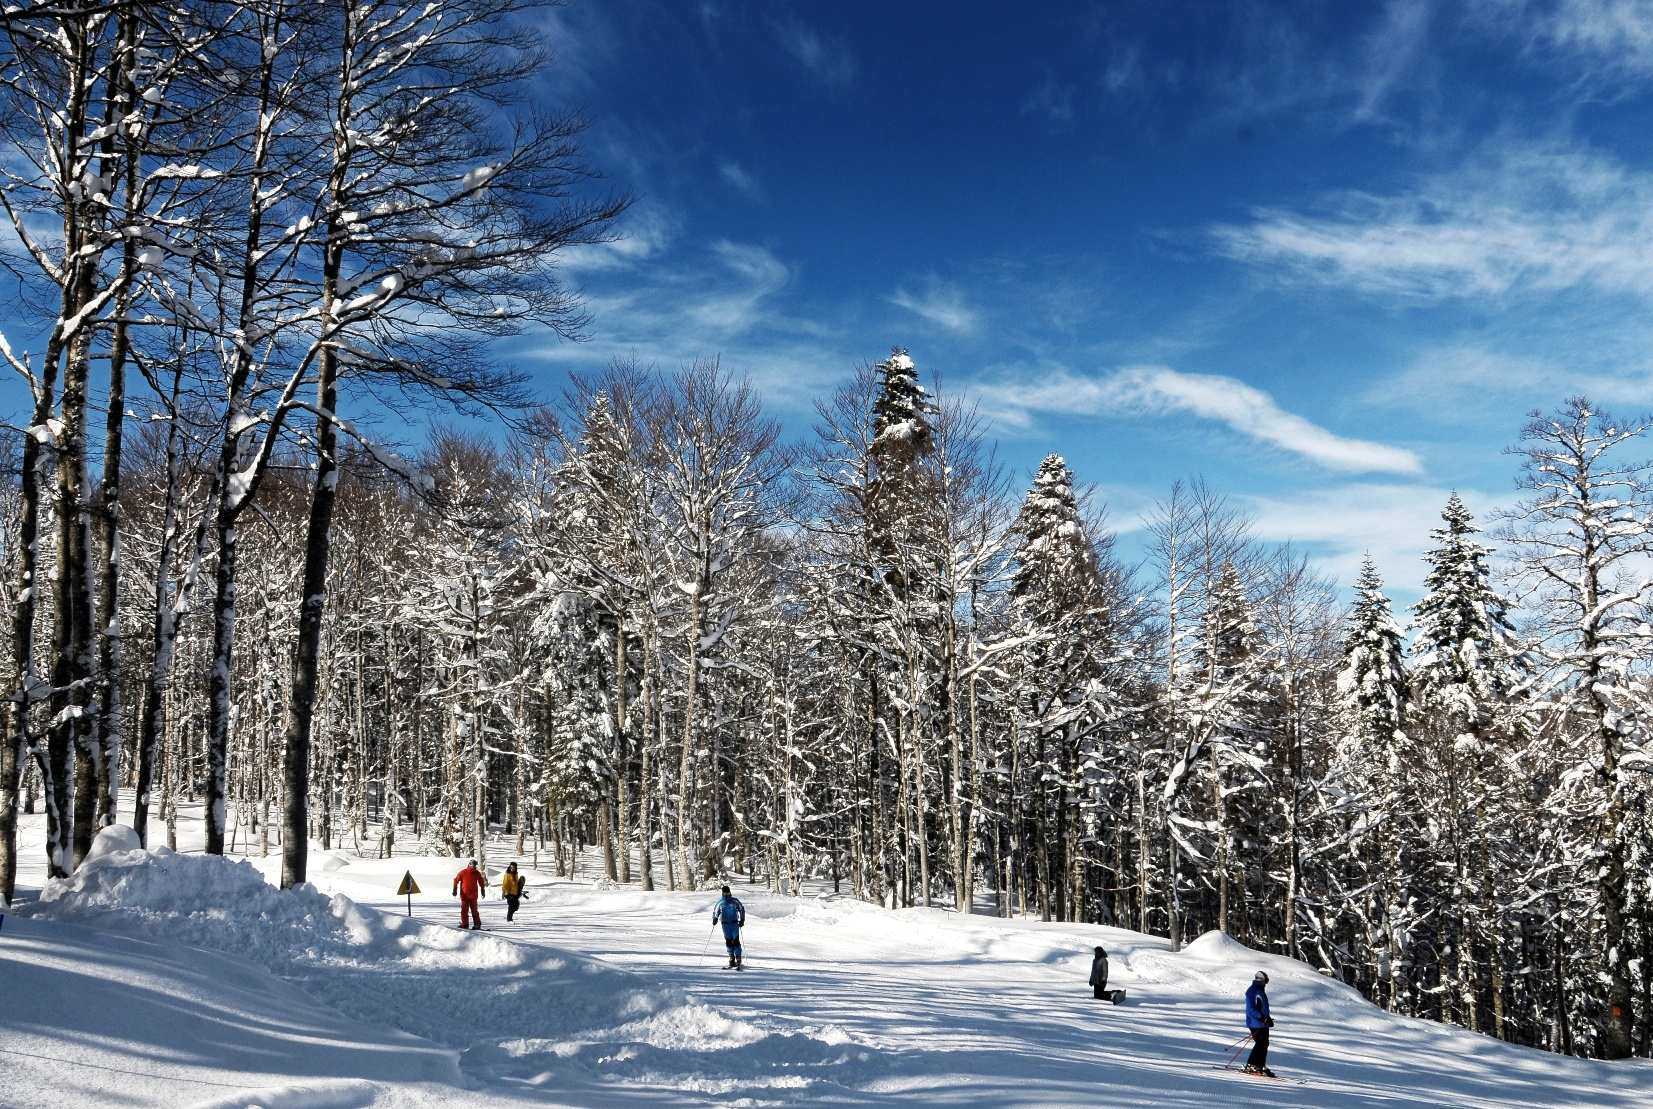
(452, 865, 487, 899)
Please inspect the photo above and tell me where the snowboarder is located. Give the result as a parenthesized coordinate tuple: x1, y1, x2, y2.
(1089, 946, 1109, 999)
(712, 884, 746, 969)
(500, 862, 526, 922)
(1243, 970, 1275, 1077)
(452, 859, 487, 930)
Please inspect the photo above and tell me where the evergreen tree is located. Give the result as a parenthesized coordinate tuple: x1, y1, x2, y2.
(1409, 493, 1522, 1033)
(1336, 556, 1415, 1012)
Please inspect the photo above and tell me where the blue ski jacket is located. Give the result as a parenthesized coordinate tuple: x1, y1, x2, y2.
(1245, 982, 1271, 1030)
(713, 895, 746, 937)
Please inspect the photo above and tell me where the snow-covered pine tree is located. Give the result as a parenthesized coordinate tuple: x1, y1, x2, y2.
(864, 347, 940, 907)
(538, 590, 615, 848)
(1008, 454, 1118, 923)
(1335, 556, 1415, 1012)
(1409, 493, 1522, 1032)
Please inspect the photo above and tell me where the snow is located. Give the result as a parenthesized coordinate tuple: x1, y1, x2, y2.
(5, 809, 1651, 1106)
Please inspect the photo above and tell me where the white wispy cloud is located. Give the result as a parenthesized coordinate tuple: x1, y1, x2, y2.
(687, 240, 790, 331)
(771, 18, 857, 87)
(1366, 340, 1653, 414)
(560, 202, 676, 273)
(1095, 0, 1440, 133)
(1245, 482, 1510, 594)
(975, 365, 1424, 475)
(719, 160, 764, 201)
(1353, 0, 1435, 121)
(1487, 0, 1653, 77)
(888, 280, 978, 335)
(1021, 74, 1076, 125)
(1212, 141, 1653, 300)
(527, 236, 851, 410)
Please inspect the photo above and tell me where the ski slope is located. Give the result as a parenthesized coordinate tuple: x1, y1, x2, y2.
(3, 807, 1649, 1107)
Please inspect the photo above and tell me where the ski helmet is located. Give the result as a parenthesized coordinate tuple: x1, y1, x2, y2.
(721, 884, 732, 895)
(1254, 971, 1269, 984)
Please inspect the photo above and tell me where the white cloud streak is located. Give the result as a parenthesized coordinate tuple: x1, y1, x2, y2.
(771, 18, 857, 87)
(1493, 0, 1653, 76)
(975, 365, 1424, 475)
(1212, 142, 1653, 300)
(888, 281, 978, 335)
(718, 160, 763, 200)
(1366, 341, 1653, 414)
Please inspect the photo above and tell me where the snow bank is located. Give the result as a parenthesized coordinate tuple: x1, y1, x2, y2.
(28, 832, 887, 1099)
(184, 1079, 377, 1109)
(32, 837, 693, 1045)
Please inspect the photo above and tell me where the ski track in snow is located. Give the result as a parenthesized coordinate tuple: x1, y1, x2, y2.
(3, 805, 1651, 1107)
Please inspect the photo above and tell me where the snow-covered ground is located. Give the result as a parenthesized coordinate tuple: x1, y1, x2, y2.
(4, 805, 1650, 1107)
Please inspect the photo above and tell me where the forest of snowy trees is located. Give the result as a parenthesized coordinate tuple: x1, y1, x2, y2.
(3, 0, 1651, 1072)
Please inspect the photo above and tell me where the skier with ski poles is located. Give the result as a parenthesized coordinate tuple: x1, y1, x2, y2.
(452, 859, 487, 930)
(712, 884, 746, 970)
(1242, 971, 1276, 1077)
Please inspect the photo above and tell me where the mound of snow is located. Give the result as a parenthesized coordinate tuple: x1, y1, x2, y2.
(82, 821, 140, 864)
(1179, 929, 1254, 962)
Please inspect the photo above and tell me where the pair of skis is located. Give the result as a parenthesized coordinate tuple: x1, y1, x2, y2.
(1213, 1034, 1305, 1086)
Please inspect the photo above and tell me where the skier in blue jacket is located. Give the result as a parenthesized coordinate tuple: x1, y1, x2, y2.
(713, 885, 746, 970)
(1243, 971, 1276, 1076)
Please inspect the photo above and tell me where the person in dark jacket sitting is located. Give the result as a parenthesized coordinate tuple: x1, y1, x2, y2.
(1088, 946, 1110, 999)
(1243, 971, 1276, 1076)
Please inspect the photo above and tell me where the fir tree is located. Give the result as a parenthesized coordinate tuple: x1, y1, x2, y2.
(1336, 556, 1415, 1012)
(1409, 493, 1522, 1034)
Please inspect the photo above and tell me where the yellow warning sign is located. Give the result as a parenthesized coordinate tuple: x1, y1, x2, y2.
(397, 870, 421, 896)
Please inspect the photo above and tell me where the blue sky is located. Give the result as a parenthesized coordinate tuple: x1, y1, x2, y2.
(5, 1, 1652, 598)
(519, 0, 1653, 595)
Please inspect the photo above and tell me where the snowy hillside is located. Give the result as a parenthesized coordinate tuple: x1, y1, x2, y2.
(4, 808, 1649, 1107)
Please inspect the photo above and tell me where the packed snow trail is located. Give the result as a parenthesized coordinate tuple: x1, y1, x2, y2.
(5, 808, 1652, 1106)
(316, 850, 1649, 1106)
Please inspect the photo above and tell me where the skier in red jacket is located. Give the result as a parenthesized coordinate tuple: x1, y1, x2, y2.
(452, 860, 487, 929)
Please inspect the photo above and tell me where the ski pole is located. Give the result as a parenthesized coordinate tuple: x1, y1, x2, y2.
(698, 920, 717, 964)
(1220, 1034, 1253, 1070)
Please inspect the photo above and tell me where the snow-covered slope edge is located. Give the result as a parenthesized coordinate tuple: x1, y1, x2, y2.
(18, 827, 888, 1104)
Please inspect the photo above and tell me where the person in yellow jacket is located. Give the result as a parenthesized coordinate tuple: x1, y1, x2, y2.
(500, 862, 527, 922)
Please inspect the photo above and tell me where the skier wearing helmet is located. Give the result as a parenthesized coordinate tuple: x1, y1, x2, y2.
(1243, 970, 1276, 1077)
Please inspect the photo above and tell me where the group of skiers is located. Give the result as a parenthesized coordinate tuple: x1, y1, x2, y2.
(445, 863, 749, 975)
(449, 859, 528, 929)
(453, 863, 1277, 1078)
(1090, 945, 1278, 1079)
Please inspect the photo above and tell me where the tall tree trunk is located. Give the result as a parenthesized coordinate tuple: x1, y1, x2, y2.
(1, 276, 64, 899)
(676, 569, 703, 889)
(637, 616, 656, 891)
(93, 4, 137, 834)
(281, 3, 355, 888)
(614, 625, 629, 882)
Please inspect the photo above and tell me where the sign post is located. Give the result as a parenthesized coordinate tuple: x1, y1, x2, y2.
(396, 870, 420, 917)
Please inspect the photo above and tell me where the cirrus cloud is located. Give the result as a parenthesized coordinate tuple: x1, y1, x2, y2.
(975, 364, 1423, 475)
